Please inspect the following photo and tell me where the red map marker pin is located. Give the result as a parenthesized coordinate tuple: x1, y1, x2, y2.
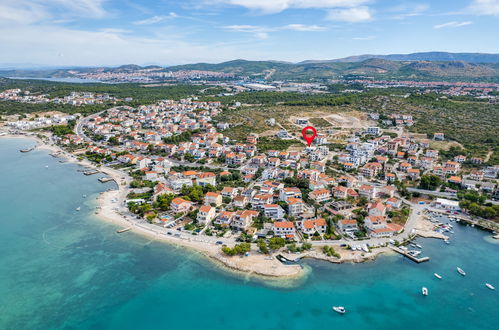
(301, 126, 317, 147)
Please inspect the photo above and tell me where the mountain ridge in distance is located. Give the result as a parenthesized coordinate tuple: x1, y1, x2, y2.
(299, 51, 499, 64)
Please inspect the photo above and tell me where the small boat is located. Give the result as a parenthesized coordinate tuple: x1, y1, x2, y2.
(45, 165, 49, 168)
(434, 273, 442, 279)
(332, 306, 346, 314)
(485, 283, 495, 290)
(416, 244, 422, 249)
(422, 287, 428, 296)
(83, 194, 87, 198)
(76, 207, 81, 211)
(444, 239, 450, 244)
(457, 267, 466, 276)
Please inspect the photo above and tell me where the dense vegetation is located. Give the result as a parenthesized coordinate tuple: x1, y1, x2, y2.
(256, 137, 300, 151)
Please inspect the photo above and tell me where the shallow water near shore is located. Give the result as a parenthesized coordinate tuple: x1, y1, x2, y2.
(1, 137, 498, 330)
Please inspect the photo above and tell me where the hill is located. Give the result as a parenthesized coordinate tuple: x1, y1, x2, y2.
(167, 58, 499, 82)
(2, 54, 499, 83)
(304, 52, 499, 64)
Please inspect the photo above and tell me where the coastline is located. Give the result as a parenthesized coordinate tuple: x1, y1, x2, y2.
(0, 133, 445, 281)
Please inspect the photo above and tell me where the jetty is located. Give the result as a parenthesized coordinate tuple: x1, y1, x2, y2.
(117, 227, 132, 233)
(390, 246, 430, 263)
(83, 170, 99, 176)
(20, 147, 35, 153)
(98, 177, 114, 183)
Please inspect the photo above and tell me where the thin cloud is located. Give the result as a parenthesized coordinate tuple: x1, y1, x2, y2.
(219, 0, 370, 14)
(468, 0, 499, 16)
(224, 23, 327, 38)
(389, 3, 429, 19)
(0, 0, 108, 25)
(133, 12, 178, 25)
(352, 36, 376, 40)
(327, 6, 372, 22)
(284, 24, 326, 31)
(434, 21, 472, 29)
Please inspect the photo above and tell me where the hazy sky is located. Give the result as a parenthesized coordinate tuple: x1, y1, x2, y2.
(1, 0, 499, 67)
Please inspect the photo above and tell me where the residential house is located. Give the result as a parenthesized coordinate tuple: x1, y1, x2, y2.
(309, 188, 332, 203)
(170, 198, 192, 214)
(263, 204, 286, 220)
(272, 221, 296, 238)
(232, 210, 258, 230)
(287, 198, 305, 217)
(197, 205, 216, 225)
(204, 192, 222, 206)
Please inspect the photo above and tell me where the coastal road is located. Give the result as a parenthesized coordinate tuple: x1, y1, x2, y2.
(407, 187, 499, 205)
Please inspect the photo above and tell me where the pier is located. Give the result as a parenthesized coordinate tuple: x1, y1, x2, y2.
(83, 170, 99, 176)
(20, 147, 35, 153)
(98, 177, 114, 183)
(117, 227, 132, 233)
(390, 246, 430, 263)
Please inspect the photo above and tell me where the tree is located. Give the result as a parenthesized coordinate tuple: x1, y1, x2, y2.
(268, 237, 286, 250)
(154, 193, 175, 211)
(419, 175, 442, 191)
(108, 136, 120, 145)
(257, 240, 269, 254)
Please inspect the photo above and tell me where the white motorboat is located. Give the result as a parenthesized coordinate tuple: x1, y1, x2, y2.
(76, 207, 81, 211)
(422, 287, 428, 296)
(485, 283, 495, 290)
(434, 273, 443, 279)
(457, 267, 466, 276)
(332, 306, 346, 314)
(415, 244, 422, 249)
(444, 240, 450, 244)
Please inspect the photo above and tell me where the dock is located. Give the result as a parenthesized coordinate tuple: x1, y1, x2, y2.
(20, 147, 35, 153)
(98, 177, 114, 183)
(390, 246, 430, 263)
(117, 227, 132, 233)
(83, 170, 99, 176)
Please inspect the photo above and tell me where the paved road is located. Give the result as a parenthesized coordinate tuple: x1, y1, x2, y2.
(408, 187, 498, 205)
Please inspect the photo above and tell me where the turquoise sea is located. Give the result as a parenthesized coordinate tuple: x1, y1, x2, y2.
(0, 137, 498, 330)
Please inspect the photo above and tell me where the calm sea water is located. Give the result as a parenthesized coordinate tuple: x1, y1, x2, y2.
(0, 137, 498, 330)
